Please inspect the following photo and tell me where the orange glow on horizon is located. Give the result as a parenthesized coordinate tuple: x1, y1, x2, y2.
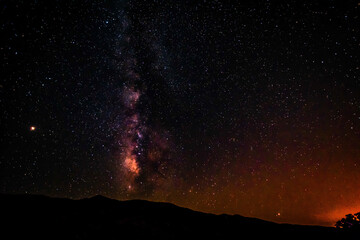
(316, 205, 360, 226)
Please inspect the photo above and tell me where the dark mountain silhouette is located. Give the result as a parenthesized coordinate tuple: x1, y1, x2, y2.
(0, 194, 357, 239)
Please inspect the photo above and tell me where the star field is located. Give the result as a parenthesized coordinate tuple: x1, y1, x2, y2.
(1, 0, 359, 226)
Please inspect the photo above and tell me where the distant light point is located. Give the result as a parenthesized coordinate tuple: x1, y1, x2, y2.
(30, 126, 36, 131)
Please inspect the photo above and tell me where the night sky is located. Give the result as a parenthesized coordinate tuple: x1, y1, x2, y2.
(1, 0, 359, 226)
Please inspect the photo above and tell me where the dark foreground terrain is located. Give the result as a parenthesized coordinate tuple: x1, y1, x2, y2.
(0, 194, 357, 239)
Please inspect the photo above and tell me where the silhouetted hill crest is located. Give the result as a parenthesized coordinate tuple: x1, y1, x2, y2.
(0, 193, 357, 239)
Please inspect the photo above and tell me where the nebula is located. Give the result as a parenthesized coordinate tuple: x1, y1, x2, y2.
(124, 156, 140, 175)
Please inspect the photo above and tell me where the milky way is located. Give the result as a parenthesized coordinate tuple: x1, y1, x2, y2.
(112, 14, 177, 196)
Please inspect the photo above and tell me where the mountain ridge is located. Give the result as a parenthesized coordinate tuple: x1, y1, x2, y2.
(0, 193, 356, 239)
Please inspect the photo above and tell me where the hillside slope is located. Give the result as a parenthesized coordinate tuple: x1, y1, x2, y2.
(0, 194, 356, 239)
